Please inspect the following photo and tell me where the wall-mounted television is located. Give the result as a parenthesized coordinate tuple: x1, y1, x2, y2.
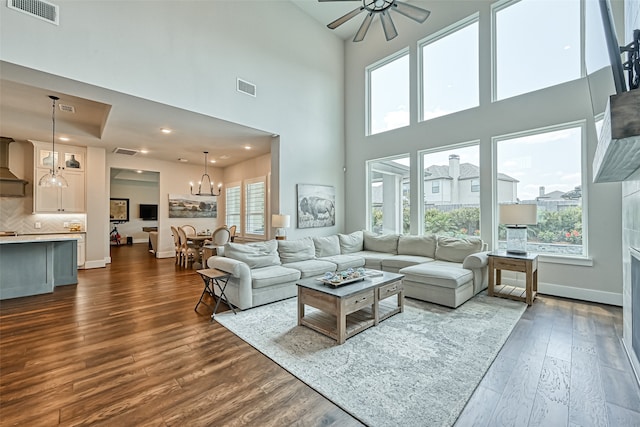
(139, 204, 158, 221)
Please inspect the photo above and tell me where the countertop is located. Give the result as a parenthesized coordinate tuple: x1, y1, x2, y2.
(0, 234, 83, 244)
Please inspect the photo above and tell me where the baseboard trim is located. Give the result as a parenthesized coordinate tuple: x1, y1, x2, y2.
(83, 259, 107, 269)
(538, 282, 622, 306)
(498, 277, 622, 306)
(156, 250, 175, 259)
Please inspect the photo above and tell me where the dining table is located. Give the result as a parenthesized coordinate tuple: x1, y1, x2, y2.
(187, 234, 211, 269)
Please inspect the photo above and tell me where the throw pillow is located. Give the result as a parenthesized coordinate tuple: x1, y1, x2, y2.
(313, 235, 340, 257)
(363, 231, 399, 254)
(278, 237, 316, 263)
(398, 234, 437, 258)
(435, 237, 484, 263)
(224, 240, 281, 269)
(339, 230, 364, 254)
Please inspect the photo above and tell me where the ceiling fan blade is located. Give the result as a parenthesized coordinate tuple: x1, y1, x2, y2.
(392, 1, 431, 23)
(353, 12, 374, 42)
(380, 10, 398, 41)
(327, 6, 365, 29)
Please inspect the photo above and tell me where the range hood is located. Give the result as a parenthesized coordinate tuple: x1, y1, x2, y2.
(0, 137, 28, 197)
(593, 89, 640, 183)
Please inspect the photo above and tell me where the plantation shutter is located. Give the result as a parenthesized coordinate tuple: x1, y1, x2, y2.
(225, 185, 241, 235)
(245, 180, 265, 236)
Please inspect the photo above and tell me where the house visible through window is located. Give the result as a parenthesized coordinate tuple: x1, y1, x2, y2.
(421, 144, 480, 238)
(367, 49, 410, 135)
(471, 179, 480, 192)
(494, 123, 585, 256)
(367, 155, 411, 234)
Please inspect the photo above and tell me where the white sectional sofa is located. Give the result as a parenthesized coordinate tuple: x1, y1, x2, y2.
(207, 231, 489, 310)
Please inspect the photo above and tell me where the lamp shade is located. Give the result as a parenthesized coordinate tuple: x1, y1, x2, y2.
(499, 204, 537, 225)
(272, 214, 291, 228)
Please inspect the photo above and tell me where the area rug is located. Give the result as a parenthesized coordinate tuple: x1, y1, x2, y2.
(215, 294, 526, 427)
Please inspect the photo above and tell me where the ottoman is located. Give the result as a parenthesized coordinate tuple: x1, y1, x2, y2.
(399, 261, 474, 308)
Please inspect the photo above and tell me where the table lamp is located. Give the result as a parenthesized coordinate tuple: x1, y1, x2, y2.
(272, 214, 291, 240)
(499, 203, 537, 255)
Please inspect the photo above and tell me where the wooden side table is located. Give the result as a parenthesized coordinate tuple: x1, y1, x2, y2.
(195, 268, 236, 320)
(487, 251, 538, 306)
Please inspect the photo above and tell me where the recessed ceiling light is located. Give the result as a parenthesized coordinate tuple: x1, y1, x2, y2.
(209, 159, 216, 164)
(244, 145, 251, 150)
(136, 170, 143, 173)
(178, 158, 188, 162)
(161, 128, 172, 134)
(59, 137, 70, 141)
(140, 149, 149, 154)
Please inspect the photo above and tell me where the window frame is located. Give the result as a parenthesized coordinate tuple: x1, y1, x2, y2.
(224, 181, 242, 236)
(365, 47, 410, 136)
(491, 120, 589, 258)
(418, 12, 480, 122)
(244, 176, 266, 239)
(366, 153, 411, 234)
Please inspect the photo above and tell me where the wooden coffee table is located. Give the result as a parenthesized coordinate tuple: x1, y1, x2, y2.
(297, 271, 404, 344)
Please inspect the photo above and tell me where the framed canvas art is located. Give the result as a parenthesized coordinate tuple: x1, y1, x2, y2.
(109, 198, 129, 222)
(297, 184, 335, 229)
(168, 194, 217, 218)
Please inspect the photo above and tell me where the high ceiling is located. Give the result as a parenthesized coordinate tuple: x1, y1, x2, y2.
(0, 1, 420, 168)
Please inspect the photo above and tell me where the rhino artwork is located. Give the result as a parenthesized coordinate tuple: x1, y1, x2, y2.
(299, 196, 335, 221)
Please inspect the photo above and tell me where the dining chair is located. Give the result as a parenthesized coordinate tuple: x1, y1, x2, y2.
(170, 226, 182, 265)
(177, 226, 198, 268)
(210, 226, 231, 246)
(181, 224, 197, 237)
(228, 225, 237, 242)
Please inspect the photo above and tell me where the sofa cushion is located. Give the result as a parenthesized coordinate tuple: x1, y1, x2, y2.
(224, 240, 280, 269)
(278, 237, 315, 263)
(251, 265, 301, 289)
(381, 255, 435, 271)
(398, 235, 437, 258)
(319, 254, 365, 271)
(400, 261, 473, 289)
(435, 237, 484, 263)
(339, 231, 364, 254)
(283, 259, 337, 278)
(313, 235, 341, 257)
(363, 231, 399, 254)
(350, 250, 397, 270)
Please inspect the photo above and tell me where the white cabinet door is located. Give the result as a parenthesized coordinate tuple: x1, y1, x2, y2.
(34, 168, 63, 212)
(77, 241, 85, 267)
(60, 170, 85, 212)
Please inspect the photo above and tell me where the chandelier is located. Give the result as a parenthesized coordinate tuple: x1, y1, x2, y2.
(38, 95, 69, 188)
(190, 151, 221, 196)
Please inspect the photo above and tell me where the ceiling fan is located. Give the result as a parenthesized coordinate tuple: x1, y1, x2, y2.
(321, 0, 431, 42)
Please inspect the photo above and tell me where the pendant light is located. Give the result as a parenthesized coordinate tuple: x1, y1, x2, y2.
(190, 151, 221, 196)
(38, 95, 68, 188)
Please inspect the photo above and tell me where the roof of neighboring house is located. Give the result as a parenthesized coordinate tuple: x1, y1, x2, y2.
(537, 190, 566, 200)
(424, 163, 517, 182)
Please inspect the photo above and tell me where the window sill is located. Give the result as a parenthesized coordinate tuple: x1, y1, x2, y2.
(538, 254, 593, 267)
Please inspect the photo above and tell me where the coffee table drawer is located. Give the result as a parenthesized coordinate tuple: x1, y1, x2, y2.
(378, 280, 402, 300)
(343, 290, 375, 312)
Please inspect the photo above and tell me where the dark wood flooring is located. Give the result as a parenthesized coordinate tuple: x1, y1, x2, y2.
(1, 244, 639, 426)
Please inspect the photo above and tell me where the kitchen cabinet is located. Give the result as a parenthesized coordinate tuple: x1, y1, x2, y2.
(32, 142, 86, 213)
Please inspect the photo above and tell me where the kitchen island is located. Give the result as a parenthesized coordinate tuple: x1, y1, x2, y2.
(0, 234, 79, 300)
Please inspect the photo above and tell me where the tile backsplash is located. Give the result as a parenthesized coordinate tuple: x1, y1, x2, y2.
(0, 197, 85, 234)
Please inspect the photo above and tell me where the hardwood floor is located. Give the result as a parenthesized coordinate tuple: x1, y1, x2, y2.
(1, 244, 639, 426)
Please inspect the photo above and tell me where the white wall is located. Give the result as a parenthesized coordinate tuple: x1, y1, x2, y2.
(343, 0, 624, 303)
(1, 0, 345, 262)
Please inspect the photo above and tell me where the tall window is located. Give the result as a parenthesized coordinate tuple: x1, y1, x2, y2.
(493, 0, 580, 101)
(495, 123, 585, 256)
(420, 14, 479, 121)
(367, 155, 410, 234)
(245, 177, 265, 236)
(367, 49, 410, 135)
(225, 184, 241, 235)
(421, 144, 480, 237)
